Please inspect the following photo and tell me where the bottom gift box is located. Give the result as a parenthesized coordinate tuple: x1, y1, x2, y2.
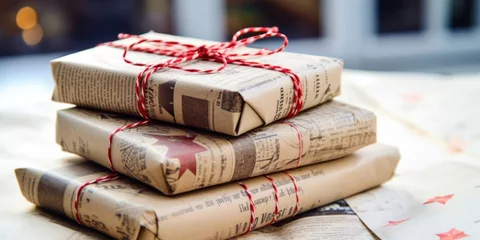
(15, 143, 399, 240)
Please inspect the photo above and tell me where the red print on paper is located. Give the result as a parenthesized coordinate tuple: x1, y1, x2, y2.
(150, 134, 207, 178)
(382, 218, 411, 227)
(402, 92, 424, 103)
(447, 136, 466, 153)
(436, 228, 468, 240)
(423, 194, 454, 205)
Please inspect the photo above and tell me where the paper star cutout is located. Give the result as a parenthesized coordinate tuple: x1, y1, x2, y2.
(423, 194, 454, 205)
(148, 134, 207, 178)
(436, 228, 468, 240)
(382, 218, 411, 227)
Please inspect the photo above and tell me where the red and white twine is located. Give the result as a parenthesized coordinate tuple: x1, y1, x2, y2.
(237, 172, 301, 235)
(264, 175, 280, 224)
(101, 26, 304, 120)
(73, 173, 119, 224)
(283, 171, 300, 216)
(73, 27, 305, 226)
(237, 181, 256, 233)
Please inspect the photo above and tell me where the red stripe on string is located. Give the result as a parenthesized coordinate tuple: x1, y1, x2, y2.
(284, 171, 300, 216)
(73, 173, 119, 225)
(238, 182, 255, 234)
(264, 175, 279, 224)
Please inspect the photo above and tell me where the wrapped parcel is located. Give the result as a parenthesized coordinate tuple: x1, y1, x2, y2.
(16, 144, 400, 240)
(56, 101, 377, 194)
(51, 32, 343, 136)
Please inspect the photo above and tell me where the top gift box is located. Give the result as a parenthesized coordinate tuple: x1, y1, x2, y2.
(51, 27, 343, 136)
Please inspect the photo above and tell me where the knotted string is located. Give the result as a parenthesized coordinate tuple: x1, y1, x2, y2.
(101, 26, 304, 121)
(74, 27, 304, 225)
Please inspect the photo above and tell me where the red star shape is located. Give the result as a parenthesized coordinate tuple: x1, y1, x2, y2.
(447, 136, 466, 153)
(382, 218, 411, 227)
(436, 228, 468, 240)
(402, 92, 424, 103)
(147, 134, 207, 178)
(423, 194, 454, 205)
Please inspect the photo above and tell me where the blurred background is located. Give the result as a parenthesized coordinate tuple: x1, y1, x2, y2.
(0, 0, 479, 72)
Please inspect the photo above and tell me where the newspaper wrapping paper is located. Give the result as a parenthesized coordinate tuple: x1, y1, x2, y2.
(50, 31, 343, 136)
(56, 101, 377, 195)
(235, 200, 379, 240)
(15, 144, 400, 240)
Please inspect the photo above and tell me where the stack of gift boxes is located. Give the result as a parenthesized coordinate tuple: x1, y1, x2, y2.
(16, 28, 400, 240)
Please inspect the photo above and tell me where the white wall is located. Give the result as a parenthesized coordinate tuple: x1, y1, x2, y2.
(172, 0, 480, 71)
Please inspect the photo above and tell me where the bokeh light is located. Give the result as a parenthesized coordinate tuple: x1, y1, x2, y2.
(16, 6, 38, 30)
(22, 24, 43, 46)
(41, 10, 66, 37)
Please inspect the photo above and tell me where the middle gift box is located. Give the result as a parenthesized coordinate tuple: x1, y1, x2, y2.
(56, 100, 376, 195)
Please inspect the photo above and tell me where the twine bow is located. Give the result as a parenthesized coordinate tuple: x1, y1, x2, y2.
(74, 27, 304, 227)
(101, 26, 304, 120)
